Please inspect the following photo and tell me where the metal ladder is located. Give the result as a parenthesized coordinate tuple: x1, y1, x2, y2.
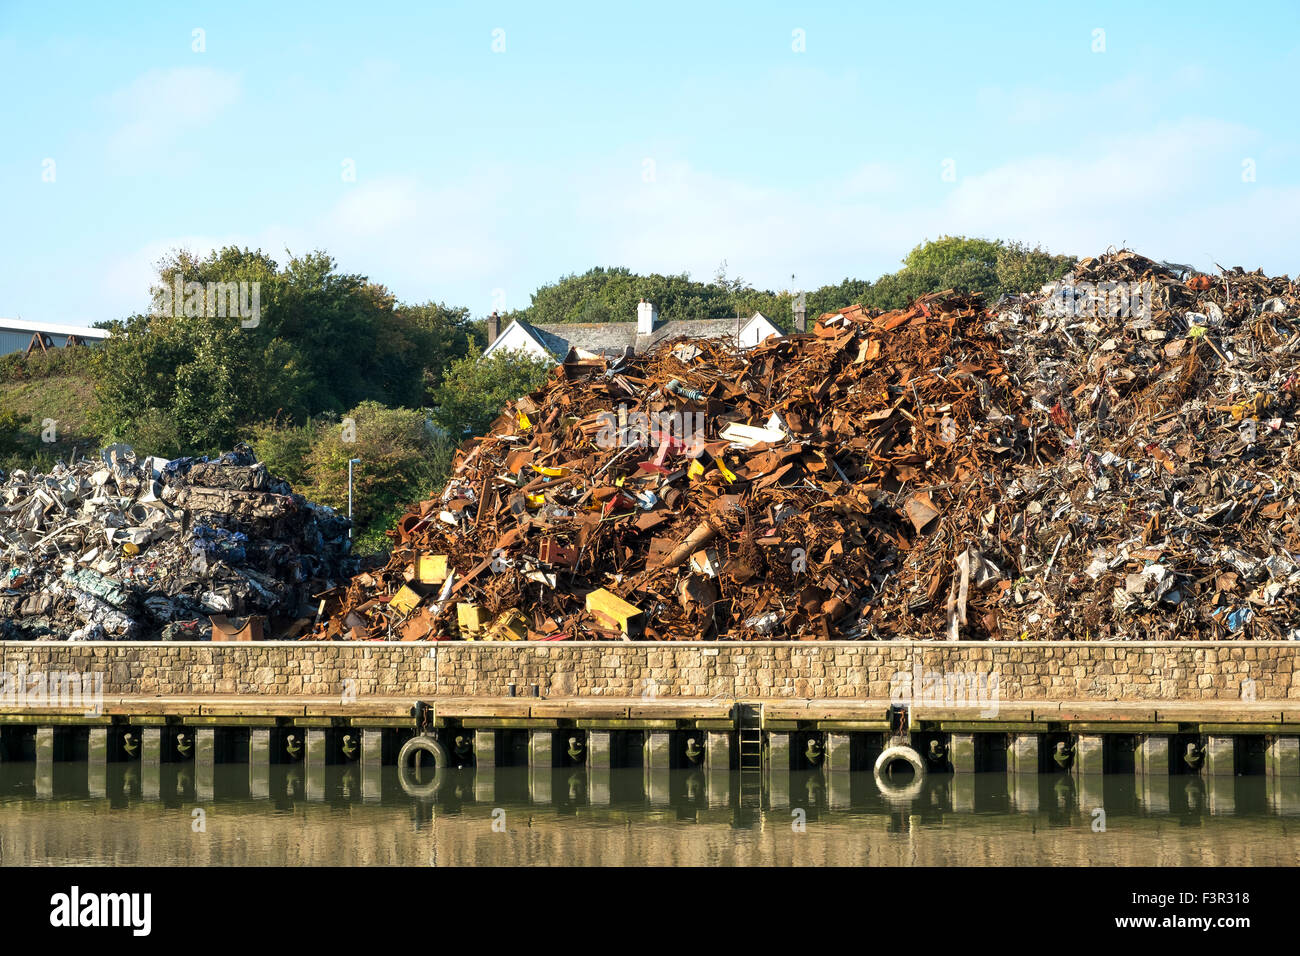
(736, 702, 764, 807)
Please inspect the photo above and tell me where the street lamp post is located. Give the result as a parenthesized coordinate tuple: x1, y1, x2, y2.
(347, 457, 361, 539)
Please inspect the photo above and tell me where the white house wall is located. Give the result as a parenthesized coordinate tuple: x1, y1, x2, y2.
(482, 321, 555, 361)
(737, 313, 783, 350)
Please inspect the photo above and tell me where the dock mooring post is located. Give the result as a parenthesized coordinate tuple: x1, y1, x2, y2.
(360, 729, 383, 771)
(644, 732, 671, 772)
(1204, 736, 1235, 776)
(767, 732, 791, 807)
(35, 727, 54, 800)
(249, 729, 271, 799)
(195, 728, 216, 767)
(305, 730, 327, 801)
(767, 732, 791, 771)
(529, 730, 554, 769)
(140, 727, 163, 768)
(586, 731, 611, 770)
(36, 726, 55, 763)
(362, 729, 383, 803)
(1072, 735, 1104, 776)
(88, 728, 108, 799)
(473, 730, 496, 769)
(705, 731, 731, 772)
(1136, 734, 1170, 776)
(587, 734, 612, 806)
(1266, 736, 1298, 778)
(949, 734, 976, 774)
(1136, 733, 1171, 811)
(825, 733, 851, 773)
(1007, 734, 1039, 775)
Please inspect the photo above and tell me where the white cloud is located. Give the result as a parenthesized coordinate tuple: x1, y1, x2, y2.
(89, 117, 1300, 324)
(104, 68, 242, 166)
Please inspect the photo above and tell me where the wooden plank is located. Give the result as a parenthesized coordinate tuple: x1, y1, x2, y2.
(1068, 722, 1179, 734)
(690, 719, 736, 731)
(302, 701, 411, 718)
(434, 701, 532, 718)
(0, 714, 115, 726)
(1055, 705, 1158, 722)
(199, 702, 308, 718)
(459, 718, 560, 729)
(764, 719, 804, 731)
(815, 719, 893, 732)
(628, 704, 731, 720)
(348, 716, 418, 728)
(574, 718, 677, 730)
(181, 715, 282, 727)
(938, 721, 1047, 733)
(531, 702, 629, 719)
(1198, 722, 1300, 734)
(913, 704, 1038, 722)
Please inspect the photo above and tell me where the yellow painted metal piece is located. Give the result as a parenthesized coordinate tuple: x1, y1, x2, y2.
(417, 554, 449, 584)
(585, 588, 642, 632)
(484, 609, 528, 641)
(388, 585, 422, 616)
(457, 602, 490, 635)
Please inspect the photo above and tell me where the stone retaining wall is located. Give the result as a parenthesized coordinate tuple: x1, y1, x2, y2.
(0, 642, 1295, 701)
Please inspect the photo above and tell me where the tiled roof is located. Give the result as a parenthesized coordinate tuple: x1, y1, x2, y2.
(526, 317, 753, 358)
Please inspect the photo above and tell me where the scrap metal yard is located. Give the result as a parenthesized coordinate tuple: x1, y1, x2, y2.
(9, 249, 1297, 645)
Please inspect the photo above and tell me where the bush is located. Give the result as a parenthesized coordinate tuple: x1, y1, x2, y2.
(0, 345, 96, 384)
(113, 407, 186, 460)
(248, 415, 319, 489)
(304, 401, 445, 529)
(429, 346, 554, 438)
(0, 401, 32, 459)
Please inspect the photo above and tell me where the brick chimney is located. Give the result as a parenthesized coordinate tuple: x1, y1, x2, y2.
(487, 311, 500, 345)
(637, 299, 658, 336)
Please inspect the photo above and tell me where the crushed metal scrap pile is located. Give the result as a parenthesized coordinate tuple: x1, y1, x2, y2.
(991, 250, 1300, 640)
(319, 250, 1300, 642)
(0, 444, 352, 640)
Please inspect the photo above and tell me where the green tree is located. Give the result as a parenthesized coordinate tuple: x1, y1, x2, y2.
(91, 247, 456, 452)
(430, 346, 554, 438)
(303, 401, 445, 530)
(859, 236, 1077, 311)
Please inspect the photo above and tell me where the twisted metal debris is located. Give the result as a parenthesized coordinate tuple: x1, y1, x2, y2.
(318, 250, 1300, 642)
(1, 444, 352, 640)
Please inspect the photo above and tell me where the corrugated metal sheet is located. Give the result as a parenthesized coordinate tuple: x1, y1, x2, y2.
(0, 327, 105, 357)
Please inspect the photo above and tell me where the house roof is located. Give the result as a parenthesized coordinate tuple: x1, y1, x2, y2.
(0, 318, 109, 340)
(506, 312, 777, 360)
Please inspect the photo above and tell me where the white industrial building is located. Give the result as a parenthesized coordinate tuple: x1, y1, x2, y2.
(0, 318, 109, 357)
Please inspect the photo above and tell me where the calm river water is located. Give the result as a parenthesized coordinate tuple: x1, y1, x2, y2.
(2, 763, 1298, 866)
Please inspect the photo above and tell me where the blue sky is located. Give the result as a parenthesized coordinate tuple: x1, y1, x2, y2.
(3, 1, 1299, 326)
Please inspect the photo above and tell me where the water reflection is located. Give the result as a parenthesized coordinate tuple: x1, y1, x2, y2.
(1, 762, 1298, 866)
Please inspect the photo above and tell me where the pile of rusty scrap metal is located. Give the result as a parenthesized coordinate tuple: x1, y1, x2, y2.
(0, 444, 352, 640)
(314, 288, 1039, 642)
(989, 250, 1300, 640)
(316, 248, 1300, 642)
